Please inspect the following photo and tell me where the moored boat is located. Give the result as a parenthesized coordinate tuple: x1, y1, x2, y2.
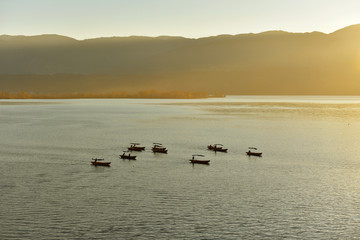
(190, 154, 210, 165)
(91, 158, 111, 166)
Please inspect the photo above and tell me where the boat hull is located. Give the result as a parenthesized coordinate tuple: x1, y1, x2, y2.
(208, 145, 228, 152)
(214, 148, 227, 152)
(120, 155, 136, 160)
(246, 151, 262, 157)
(128, 147, 145, 151)
(91, 161, 111, 166)
(190, 159, 210, 165)
(152, 148, 168, 153)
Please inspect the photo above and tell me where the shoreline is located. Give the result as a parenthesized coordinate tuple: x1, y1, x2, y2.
(0, 90, 225, 100)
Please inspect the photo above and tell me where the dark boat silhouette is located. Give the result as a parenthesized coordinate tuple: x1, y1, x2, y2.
(120, 151, 136, 160)
(190, 154, 210, 165)
(246, 147, 262, 157)
(128, 143, 145, 151)
(207, 143, 228, 152)
(152, 143, 168, 153)
(91, 158, 111, 166)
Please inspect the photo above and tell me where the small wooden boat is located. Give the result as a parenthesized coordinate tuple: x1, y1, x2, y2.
(190, 154, 210, 165)
(128, 143, 145, 151)
(91, 158, 111, 166)
(120, 151, 136, 160)
(152, 143, 168, 154)
(246, 147, 262, 157)
(208, 144, 228, 152)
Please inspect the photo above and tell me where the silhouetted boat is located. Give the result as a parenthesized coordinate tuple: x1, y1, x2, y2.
(120, 151, 136, 160)
(246, 147, 262, 157)
(91, 158, 111, 166)
(190, 154, 210, 165)
(152, 143, 168, 153)
(128, 143, 145, 151)
(207, 144, 228, 152)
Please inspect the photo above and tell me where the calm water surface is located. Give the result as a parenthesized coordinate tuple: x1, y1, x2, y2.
(1, 96, 360, 239)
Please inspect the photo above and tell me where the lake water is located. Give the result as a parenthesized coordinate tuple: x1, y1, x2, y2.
(1, 96, 360, 239)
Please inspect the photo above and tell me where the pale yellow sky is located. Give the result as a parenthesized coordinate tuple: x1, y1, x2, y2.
(1, 0, 360, 39)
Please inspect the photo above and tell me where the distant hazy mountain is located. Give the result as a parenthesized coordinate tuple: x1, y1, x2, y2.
(1, 24, 360, 95)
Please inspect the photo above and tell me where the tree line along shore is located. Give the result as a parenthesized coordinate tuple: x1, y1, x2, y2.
(0, 90, 225, 99)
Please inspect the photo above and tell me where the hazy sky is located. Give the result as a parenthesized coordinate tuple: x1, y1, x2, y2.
(1, 0, 360, 39)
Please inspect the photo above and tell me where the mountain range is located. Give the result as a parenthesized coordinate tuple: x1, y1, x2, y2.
(1, 24, 360, 95)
